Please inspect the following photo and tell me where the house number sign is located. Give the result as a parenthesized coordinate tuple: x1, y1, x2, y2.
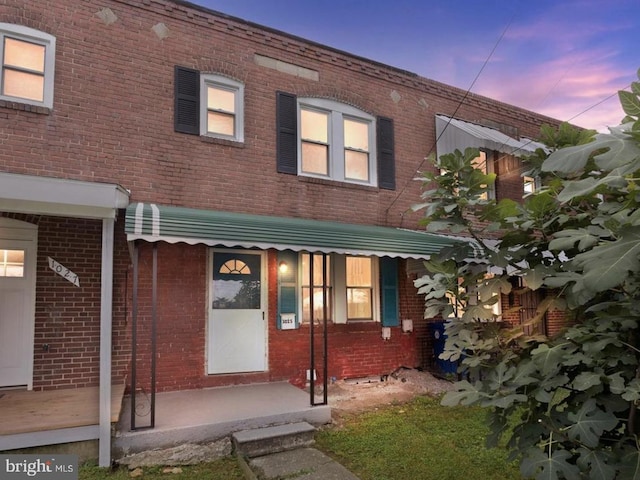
(48, 257, 80, 287)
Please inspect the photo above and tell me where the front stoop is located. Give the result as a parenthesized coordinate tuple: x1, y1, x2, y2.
(232, 422, 315, 458)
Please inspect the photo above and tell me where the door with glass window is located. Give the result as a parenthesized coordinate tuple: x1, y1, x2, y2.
(208, 250, 267, 374)
(0, 231, 37, 388)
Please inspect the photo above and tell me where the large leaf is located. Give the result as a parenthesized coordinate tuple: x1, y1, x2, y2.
(576, 448, 616, 480)
(523, 265, 550, 290)
(566, 399, 619, 448)
(548, 228, 603, 252)
(620, 447, 640, 480)
(441, 380, 488, 406)
(542, 128, 640, 174)
(572, 371, 602, 391)
(520, 448, 581, 480)
(572, 226, 640, 293)
(531, 343, 571, 375)
(620, 90, 640, 117)
(557, 166, 636, 203)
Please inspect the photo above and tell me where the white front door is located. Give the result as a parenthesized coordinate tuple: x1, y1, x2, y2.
(0, 219, 37, 389)
(207, 249, 267, 374)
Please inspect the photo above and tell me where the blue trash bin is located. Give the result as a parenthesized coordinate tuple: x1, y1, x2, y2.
(428, 321, 458, 374)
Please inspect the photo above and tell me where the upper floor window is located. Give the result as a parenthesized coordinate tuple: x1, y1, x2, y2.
(298, 99, 376, 186)
(472, 150, 495, 200)
(0, 24, 56, 108)
(276, 92, 396, 190)
(523, 176, 539, 195)
(174, 66, 244, 143)
(200, 74, 244, 142)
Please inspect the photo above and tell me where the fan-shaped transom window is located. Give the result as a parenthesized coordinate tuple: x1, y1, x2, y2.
(219, 259, 251, 275)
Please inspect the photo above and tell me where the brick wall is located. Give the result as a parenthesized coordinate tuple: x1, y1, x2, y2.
(0, 213, 130, 391)
(2, 0, 559, 232)
(130, 248, 429, 392)
(2, 0, 567, 393)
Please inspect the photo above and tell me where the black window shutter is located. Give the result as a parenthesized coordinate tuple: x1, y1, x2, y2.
(174, 66, 200, 135)
(377, 116, 395, 190)
(276, 91, 298, 174)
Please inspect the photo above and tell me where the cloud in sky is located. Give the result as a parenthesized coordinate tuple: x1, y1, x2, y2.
(194, 0, 638, 132)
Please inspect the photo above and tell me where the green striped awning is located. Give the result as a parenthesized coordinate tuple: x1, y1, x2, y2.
(125, 203, 460, 259)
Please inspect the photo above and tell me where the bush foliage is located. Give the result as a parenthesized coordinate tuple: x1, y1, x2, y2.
(413, 69, 640, 479)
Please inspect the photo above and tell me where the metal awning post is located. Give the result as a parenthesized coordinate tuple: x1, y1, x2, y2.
(130, 242, 157, 431)
(130, 243, 138, 430)
(310, 252, 328, 407)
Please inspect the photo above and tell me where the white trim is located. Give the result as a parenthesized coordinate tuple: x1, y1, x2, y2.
(0, 172, 129, 219)
(98, 218, 114, 467)
(0, 23, 56, 109)
(127, 232, 432, 260)
(200, 73, 245, 142)
(134, 202, 144, 234)
(150, 204, 160, 237)
(0, 425, 99, 450)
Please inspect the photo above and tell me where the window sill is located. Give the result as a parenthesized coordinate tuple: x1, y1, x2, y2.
(298, 176, 379, 192)
(299, 321, 380, 332)
(200, 135, 245, 148)
(0, 99, 51, 115)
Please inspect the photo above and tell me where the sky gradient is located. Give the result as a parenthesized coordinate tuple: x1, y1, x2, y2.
(191, 0, 639, 133)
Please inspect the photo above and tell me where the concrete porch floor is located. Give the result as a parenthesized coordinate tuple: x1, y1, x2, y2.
(113, 382, 331, 458)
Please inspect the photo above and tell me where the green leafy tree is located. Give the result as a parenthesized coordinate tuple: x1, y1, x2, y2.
(413, 69, 640, 479)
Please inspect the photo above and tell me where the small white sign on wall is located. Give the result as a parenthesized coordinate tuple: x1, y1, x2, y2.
(48, 257, 80, 287)
(280, 313, 297, 330)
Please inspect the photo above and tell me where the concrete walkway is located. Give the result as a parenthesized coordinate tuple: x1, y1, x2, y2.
(241, 447, 360, 480)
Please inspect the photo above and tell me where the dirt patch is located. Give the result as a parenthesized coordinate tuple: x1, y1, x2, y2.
(320, 368, 454, 421)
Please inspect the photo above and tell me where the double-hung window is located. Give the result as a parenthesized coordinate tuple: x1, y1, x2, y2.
(300, 253, 378, 324)
(346, 256, 374, 320)
(298, 99, 376, 186)
(200, 74, 244, 142)
(0, 24, 56, 108)
(174, 66, 245, 143)
(276, 92, 395, 189)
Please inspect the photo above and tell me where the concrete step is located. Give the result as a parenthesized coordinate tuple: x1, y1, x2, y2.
(232, 422, 316, 458)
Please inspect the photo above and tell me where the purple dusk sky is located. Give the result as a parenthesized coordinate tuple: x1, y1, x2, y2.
(189, 0, 639, 133)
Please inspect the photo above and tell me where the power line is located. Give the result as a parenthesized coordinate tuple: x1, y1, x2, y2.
(385, 8, 518, 217)
(566, 83, 630, 124)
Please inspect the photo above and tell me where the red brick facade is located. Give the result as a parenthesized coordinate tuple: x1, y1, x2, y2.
(1, 0, 564, 393)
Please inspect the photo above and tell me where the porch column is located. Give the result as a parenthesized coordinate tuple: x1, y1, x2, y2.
(99, 218, 115, 467)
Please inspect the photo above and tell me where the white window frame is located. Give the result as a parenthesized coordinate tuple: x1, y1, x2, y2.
(0, 23, 56, 109)
(199, 74, 244, 142)
(297, 98, 377, 186)
(299, 253, 380, 324)
(523, 175, 540, 196)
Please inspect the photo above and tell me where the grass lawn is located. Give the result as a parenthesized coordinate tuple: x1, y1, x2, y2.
(79, 457, 245, 480)
(80, 394, 519, 480)
(315, 395, 521, 480)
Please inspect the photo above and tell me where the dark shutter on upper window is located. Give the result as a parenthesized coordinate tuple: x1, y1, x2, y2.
(276, 91, 298, 174)
(377, 116, 395, 190)
(380, 256, 399, 327)
(174, 66, 200, 135)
